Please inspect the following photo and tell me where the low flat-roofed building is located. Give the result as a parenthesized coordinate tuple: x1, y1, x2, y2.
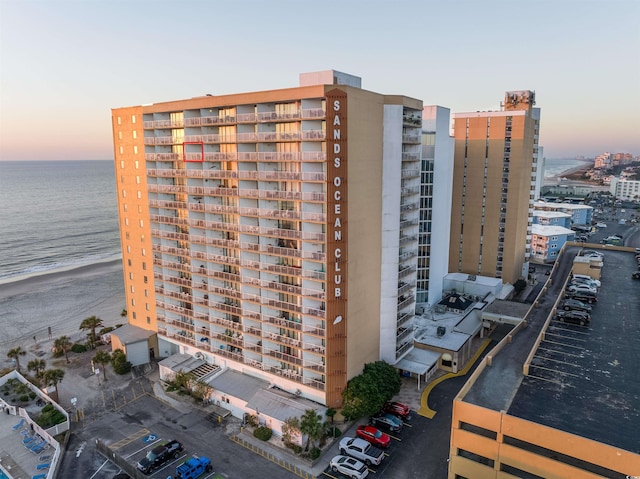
(530, 224, 575, 264)
(448, 247, 640, 479)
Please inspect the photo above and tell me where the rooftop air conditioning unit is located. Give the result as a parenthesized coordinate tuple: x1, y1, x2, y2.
(467, 274, 477, 281)
(437, 326, 446, 337)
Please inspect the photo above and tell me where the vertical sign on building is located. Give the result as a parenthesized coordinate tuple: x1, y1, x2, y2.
(325, 89, 348, 407)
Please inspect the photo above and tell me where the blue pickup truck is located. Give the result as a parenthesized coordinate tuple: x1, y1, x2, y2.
(174, 455, 212, 479)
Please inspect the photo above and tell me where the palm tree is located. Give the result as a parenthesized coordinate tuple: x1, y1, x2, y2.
(93, 350, 111, 381)
(7, 347, 26, 372)
(43, 368, 65, 396)
(300, 409, 324, 452)
(79, 316, 103, 349)
(54, 336, 72, 363)
(27, 358, 46, 375)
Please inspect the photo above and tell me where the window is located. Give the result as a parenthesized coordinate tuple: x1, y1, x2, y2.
(132, 312, 136, 319)
(137, 191, 142, 199)
(117, 116, 121, 125)
(133, 130, 137, 139)
(135, 160, 139, 169)
(131, 299, 135, 306)
(133, 146, 138, 155)
(141, 248, 146, 256)
(120, 160, 125, 169)
(122, 190, 126, 198)
(118, 131, 122, 140)
(136, 176, 140, 184)
(131, 115, 136, 123)
(125, 218, 129, 226)
(144, 289, 149, 297)
(139, 219, 144, 227)
(143, 276, 148, 284)
(130, 286, 134, 293)
(127, 245, 131, 253)
(129, 272, 133, 280)
(146, 316, 150, 324)
(145, 303, 150, 311)
(119, 146, 123, 155)
(142, 262, 147, 270)
(127, 259, 132, 266)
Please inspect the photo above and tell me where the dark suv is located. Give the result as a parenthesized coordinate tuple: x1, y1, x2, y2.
(137, 440, 183, 474)
(555, 310, 590, 326)
(560, 299, 592, 313)
(565, 290, 598, 304)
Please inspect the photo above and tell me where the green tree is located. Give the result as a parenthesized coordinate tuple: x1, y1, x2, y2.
(363, 361, 401, 399)
(299, 409, 324, 452)
(43, 368, 65, 395)
(27, 359, 47, 384)
(111, 349, 132, 375)
(54, 336, 72, 363)
(79, 316, 104, 349)
(93, 350, 111, 381)
(7, 347, 26, 372)
(282, 416, 302, 446)
(341, 361, 401, 419)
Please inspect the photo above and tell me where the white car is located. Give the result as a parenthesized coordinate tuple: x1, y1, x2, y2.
(571, 279, 599, 290)
(330, 455, 369, 479)
(572, 275, 601, 287)
(596, 222, 607, 228)
(568, 284, 598, 294)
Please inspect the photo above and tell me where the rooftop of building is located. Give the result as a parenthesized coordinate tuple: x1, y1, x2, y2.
(532, 210, 572, 218)
(461, 246, 640, 454)
(531, 224, 575, 236)
(534, 201, 594, 211)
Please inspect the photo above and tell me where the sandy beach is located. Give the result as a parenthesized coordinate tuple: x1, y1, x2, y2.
(0, 259, 125, 366)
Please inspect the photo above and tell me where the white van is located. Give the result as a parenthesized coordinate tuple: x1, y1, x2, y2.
(572, 274, 601, 287)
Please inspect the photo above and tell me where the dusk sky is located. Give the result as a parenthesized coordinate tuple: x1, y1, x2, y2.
(1, 0, 638, 161)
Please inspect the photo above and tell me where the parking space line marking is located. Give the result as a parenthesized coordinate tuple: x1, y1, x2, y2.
(542, 339, 586, 350)
(87, 459, 109, 479)
(548, 325, 591, 336)
(528, 364, 580, 378)
(544, 332, 587, 342)
(532, 356, 581, 368)
(536, 346, 583, 358)
(526, 374, 576, 387)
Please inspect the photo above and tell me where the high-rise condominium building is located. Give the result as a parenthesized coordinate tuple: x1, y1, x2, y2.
(111, 71, 424, 407)
(416, 106, 454, 306)
(449, 91, 540, 284)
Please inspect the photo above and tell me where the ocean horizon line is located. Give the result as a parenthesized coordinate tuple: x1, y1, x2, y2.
(0, 253, 123, 286)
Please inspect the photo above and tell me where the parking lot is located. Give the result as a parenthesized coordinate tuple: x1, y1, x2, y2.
(509, 247, 640, 456)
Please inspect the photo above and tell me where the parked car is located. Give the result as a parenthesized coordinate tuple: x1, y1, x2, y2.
(339, 437, 385, 466)
(565, 290, 598, 303)
(383, 401, 412, 421)
(329, 455, 369, 479)
(570, 278, 599, 290)
(555, 310, 590, 326)
(572, 274, 601, 287)
(356, 425, 391, 448)
(560, 299, 592, 313)
(632, 272, 640, 280)
(137, 440, 183, 474)
(567, 284, 597, 294)
(369, 412, 403, 432)
(596, 222, 607, 228)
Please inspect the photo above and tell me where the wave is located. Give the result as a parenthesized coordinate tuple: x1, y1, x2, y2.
(0, 252, 123, 285)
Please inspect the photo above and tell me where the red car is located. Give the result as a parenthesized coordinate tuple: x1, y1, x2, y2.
(383, 401, 412, 421)
(356, 425, 391, 448)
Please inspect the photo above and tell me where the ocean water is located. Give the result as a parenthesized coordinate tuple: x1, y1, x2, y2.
(543, 158, 592, 178)
(0, 160, 126, 351)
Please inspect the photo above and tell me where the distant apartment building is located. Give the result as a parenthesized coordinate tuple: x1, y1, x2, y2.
(532, 210, 572, 228)
(111, 70, 432, 409)
(609, 176, 640, 201)
(449, 91, 541, 285)
(530, 224, 575, 263)
(612, 152, 634, 166)
(534, 201, 593, 226)
(594, 152, 611, 169)
(416, 106, 454, 307)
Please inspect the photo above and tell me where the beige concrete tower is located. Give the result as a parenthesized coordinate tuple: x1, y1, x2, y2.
(449, 91, 540, 284)
(111, 71, 422, 408)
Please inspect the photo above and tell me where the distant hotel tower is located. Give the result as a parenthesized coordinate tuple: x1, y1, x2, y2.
(111, 71, 426, 407)
(449, 91, 541, 284)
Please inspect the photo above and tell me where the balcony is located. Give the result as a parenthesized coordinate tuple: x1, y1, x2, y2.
(396, 341, 412, 357)
(398, 292, 416, 309)
(264, 347, 302, 366)
(397, 311, 413, 328)
(402, 134, 421, 144)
